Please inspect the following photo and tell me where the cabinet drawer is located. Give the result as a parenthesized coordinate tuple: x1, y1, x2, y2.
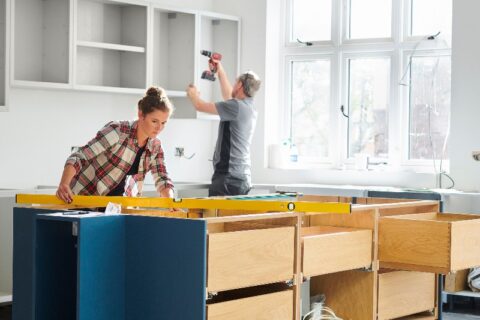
(378, 270, 435, 320)
(207, 290, 293, 320)
(208, 227, 295, 292)
(302, 226, 372, 277)
(379, 213, 480, 274)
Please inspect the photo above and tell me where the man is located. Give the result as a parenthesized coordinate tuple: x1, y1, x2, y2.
(186, 60, 261, 196)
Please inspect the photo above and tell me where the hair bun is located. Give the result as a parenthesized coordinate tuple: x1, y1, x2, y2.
(146, 86, 165, 97)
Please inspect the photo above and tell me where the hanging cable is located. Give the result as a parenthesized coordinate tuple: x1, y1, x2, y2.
(399, 31, 441, 86)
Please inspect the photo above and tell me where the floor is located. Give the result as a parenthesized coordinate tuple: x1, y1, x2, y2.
(0, 305, 479, 319)
(444, 314, 480, 320)
(0, 305, 11, 320)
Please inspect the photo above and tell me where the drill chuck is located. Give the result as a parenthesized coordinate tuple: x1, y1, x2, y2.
(200, 50, 222, 60)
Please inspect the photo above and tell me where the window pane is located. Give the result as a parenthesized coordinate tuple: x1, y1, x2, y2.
(291, 60, 331, 159)
(411, 0, 452, 39)
(348, 58, 390, 158)
(349, 0, 392, 39)
(292, 0, 331, 42)
(409, 56, 451, 160)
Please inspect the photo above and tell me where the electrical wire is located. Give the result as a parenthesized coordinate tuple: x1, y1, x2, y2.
(399, 31, 441, 86)
(400, 30, 454, 189)
(303, 306, 343, 320)
(426, 56, 454, 189)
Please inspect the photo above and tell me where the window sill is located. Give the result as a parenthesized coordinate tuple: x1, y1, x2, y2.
(268, 162, 444, 175)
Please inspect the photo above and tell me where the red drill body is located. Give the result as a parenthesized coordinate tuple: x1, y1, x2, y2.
(201, 50, 222, 81)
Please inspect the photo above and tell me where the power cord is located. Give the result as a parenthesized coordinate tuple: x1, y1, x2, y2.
(303, 306, 343, 320)
(399, 31, 441, 86)
(398, 30, 454, 188)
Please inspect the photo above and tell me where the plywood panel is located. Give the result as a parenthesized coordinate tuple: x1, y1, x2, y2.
(394, 311, 436, 319)
(208, 227, 295, 291)
(378, 204, 440, 217)
(378, 271, 435, 320)
(380, 213, 480, 273)
(451, 219, 480, 271)
(310, 270, 375, 320)
(302, 226, 372, 277)
(310, 210, 377, 230)
(207, 290, 293, 320)
(379, 215, 451, 272)
(297, 195, 341, 202)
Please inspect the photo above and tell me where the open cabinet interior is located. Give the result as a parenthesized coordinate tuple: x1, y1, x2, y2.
(14, 0, 69, 84)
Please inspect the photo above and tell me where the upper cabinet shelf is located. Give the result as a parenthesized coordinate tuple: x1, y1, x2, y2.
(9, 0, 241, 118)
(76, 0, 147, 48)
(77, 41, 145, 53)
(75, 0, 148, 91)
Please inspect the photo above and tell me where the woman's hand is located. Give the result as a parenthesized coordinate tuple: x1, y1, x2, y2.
(159, 187, 182, 212)
(56, 183, 74, 204)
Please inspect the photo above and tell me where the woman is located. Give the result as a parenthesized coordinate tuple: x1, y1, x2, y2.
(56, 87, 174, 203)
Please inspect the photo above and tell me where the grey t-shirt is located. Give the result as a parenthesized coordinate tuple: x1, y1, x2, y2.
(213, 98, 257, 177)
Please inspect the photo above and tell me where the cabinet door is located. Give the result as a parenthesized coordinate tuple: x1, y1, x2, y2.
(77, 217, 126, 320)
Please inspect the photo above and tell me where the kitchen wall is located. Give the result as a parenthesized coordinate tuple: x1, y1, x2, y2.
(2, 0, 480, 192)
(0, 0, 217, 189)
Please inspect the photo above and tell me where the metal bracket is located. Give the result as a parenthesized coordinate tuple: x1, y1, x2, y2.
(285, 279, 294, 287)
(206, 291, 218, 300)
(360, 264, 374, 272)
(72, 221, 78, 237)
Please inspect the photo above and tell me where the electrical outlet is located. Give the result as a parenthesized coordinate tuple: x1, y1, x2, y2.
(473, 151, 480, 161)
(175, 147, 185, 157)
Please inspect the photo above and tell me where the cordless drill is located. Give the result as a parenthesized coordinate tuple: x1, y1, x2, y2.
(201, 50, 222, 81)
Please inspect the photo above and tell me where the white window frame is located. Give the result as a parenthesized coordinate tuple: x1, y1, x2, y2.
(340, 51, 395, 165)
(400, 49, 452, 169)
(280, 0, 451, 172)
(284, 54, 336, 165)
(285, 0, 336, 47)
(343, 0, 395, 44)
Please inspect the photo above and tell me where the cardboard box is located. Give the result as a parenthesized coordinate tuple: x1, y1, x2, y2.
(444, 269, 469, 292)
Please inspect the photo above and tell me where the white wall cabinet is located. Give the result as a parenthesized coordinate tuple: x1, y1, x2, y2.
(198, 14, 239, 104)
(10, 0, 240, 118)
(0, 0, 8, 111)
(75, 0, 148, 92)
(13, 0, 71, 88)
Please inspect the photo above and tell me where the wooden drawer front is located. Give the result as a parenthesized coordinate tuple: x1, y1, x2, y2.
(394, 312, 436, 320)
(208, 227, 295, 292)
(207, 290, 293, 320)
(302, 226, 372, 277)
(378, 271, 435, 320)
(379, 213, 480, 274)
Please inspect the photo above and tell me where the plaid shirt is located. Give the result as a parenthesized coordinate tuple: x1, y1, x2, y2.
(66, 120, 174, 196)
